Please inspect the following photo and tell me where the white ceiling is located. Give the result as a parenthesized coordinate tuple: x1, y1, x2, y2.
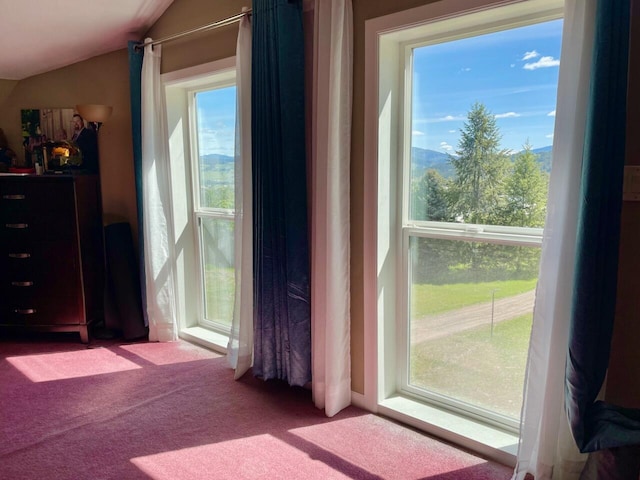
(0, 0, 175, 80)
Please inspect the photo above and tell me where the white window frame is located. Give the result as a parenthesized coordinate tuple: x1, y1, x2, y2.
(363, 0, 563, 465)
(188, 78, 236, 334)
(163, 57, 236, 353)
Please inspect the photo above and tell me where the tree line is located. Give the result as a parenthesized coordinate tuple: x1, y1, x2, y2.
(411, 102, 549, 228)
(410, 102, 548, 285)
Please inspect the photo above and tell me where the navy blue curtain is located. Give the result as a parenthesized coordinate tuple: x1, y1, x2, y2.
(566, 0, 640, 452)
(127, 41, 148, 327)
(251, 0, 311, 386)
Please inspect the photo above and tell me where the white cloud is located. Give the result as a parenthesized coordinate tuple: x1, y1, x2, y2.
(510, 63, 516, 68)
(199, 125, 235, 157)
(412, 130, 424, 136)
(547, 110, 556, 117)
(448, 129, 456, 133)
(440, 141, 453, 152)
(494, 112, 521, 119)
(524, 56, 560, 70)
(522, 50, 540, 61)
(546, 133, 554, 139)
(438, 115, 465, 122)
(460, 67, 471, 72)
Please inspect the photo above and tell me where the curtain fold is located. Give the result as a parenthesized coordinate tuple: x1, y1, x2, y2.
(252, 0, 311, 387)
(127, 41, 149, 328)
(141, 40, 178, 342)
(513, 1, 596, 478)
(227, 13, 254, 378)
(565, 0, 640, 453)
(310, 0, 353, 417)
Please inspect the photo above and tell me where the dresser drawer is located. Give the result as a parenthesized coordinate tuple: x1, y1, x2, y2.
(0, 240, 80, 279)
(0, 271, 81, 302)
(0, 209, 77, 241)
(0, 298, 83, 326)
(0, 179, 75, 214)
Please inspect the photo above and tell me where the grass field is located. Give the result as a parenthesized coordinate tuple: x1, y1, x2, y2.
(411, 278, 538, 317)
(204, 266, 235, 327)
(410, 312, 533, 419)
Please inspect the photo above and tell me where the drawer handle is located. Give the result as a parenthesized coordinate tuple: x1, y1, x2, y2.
(11, 281, 33, 287)
(2, 194, 26, 200)
(5, 223, 28, 229)
(8, 253, 31, 259)
(14, 308, 36, 315)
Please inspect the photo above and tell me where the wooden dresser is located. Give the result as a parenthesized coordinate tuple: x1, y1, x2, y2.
(0, 174, 103, 342)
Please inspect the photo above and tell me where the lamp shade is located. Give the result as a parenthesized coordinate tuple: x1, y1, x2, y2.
(76, 104, 113, 123)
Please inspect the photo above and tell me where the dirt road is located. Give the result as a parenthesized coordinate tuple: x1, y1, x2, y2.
(410, 290, 536, 343)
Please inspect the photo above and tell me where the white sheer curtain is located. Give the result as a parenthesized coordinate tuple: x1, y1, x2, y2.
(512, 1, 595, 478)
(227, 13, 253, 378)
(311, 0, 353, 417)
(141, 40, 178, 342)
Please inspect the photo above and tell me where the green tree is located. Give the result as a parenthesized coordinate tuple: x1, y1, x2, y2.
(501, 142, 549, 227)
(411, 169, 451, 222)
(449, 102, 510, 224)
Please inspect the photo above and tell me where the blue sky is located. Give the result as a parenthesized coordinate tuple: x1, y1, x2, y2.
(195, 19, 563, 158)
(411, 18, 563, 154)
(196, 85, 237, 157)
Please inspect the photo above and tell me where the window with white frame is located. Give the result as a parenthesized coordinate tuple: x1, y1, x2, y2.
(366, 0, 564, 439)
(164, 58, 237, 343)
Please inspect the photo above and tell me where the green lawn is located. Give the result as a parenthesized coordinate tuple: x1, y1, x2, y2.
(410, 312, 533, 419)
(204, 266, 235, 326)
(411, 278, 537, 317)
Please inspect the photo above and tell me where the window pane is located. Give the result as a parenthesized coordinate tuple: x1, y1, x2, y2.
(195, 86, 236, 209)
(409, 20, 562, 227)
(200, 217, 235, 326)
(408, 236, 540, 419)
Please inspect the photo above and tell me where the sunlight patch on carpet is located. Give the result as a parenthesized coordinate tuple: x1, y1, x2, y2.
(288, 414, 493, 477)
(118, 341, 221, 366)
(6, 348, 141, 382)
(130, 434, 353, 480)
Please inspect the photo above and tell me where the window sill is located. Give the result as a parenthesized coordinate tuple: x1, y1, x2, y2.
(378, 395, 519, 467)
(179, 326, 228, 355)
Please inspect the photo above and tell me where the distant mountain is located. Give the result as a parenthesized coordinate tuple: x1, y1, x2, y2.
(411, 147, 453, 178)
(201, 153, 234, 165)
(532, 145, 552, 154)
(510, 145, 553, 173)
(411, 145, 553, 179)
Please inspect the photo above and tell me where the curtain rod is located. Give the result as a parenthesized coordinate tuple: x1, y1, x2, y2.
(135, 9, 252, 51)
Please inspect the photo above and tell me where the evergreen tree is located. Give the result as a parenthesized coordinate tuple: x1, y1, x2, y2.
(502, 141, 549, 227)
(410, 169, 451, 221)
(449, 102, 510, 224)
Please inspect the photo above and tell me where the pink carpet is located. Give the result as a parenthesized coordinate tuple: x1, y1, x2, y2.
(0, 333, 514, 479)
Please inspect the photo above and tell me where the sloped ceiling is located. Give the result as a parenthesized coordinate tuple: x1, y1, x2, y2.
(0, 0, 174, 80)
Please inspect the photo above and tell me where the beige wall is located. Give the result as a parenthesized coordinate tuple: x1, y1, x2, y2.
(146, 0, 250, 74)
(0, 80, 18, 106)
(0, 0, 637, 403)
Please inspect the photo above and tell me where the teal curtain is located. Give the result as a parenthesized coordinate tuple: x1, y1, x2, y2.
(565, 0, 640, 452)
(127, 40, 148, 326)
(251, 0, 311, 386)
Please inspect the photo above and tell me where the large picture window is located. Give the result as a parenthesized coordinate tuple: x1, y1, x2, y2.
(400, 17, 562, 428)
(366, 0, 564, 451)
